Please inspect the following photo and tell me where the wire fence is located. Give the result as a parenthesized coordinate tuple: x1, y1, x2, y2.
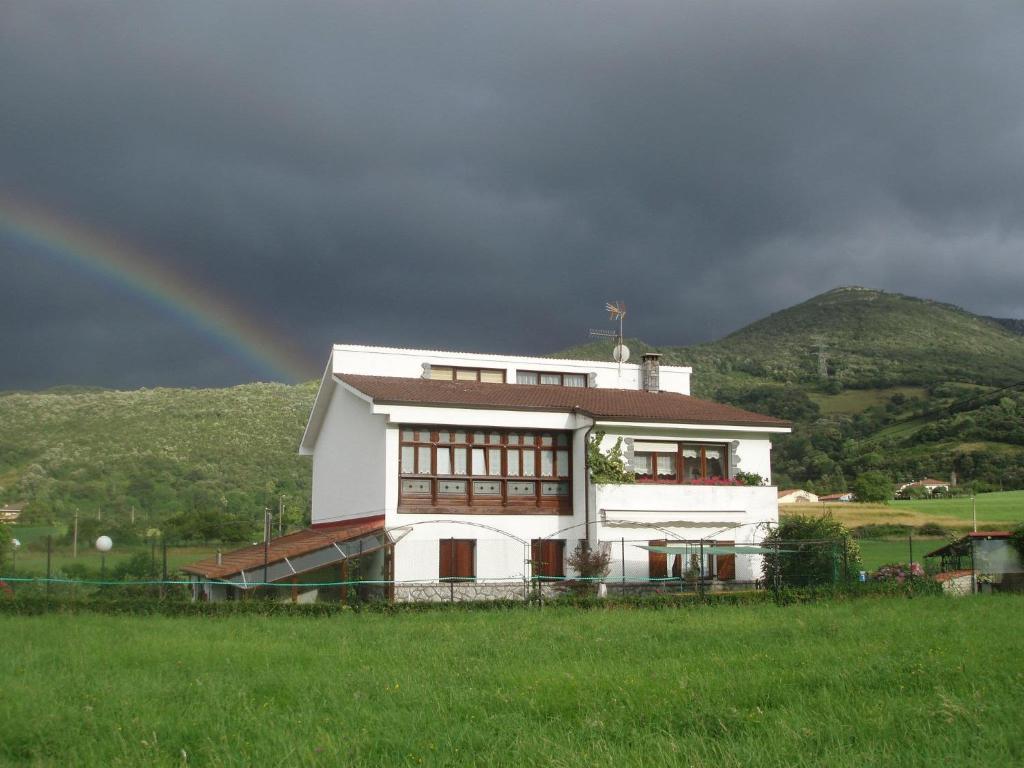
(3, 530, 1019, 604)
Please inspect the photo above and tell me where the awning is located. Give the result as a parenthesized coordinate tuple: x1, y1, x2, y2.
(639, 544, 795, 556)
(182, 516, 387, 585)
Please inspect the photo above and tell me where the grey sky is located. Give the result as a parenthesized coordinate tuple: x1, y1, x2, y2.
(2, 1, 1023, 388)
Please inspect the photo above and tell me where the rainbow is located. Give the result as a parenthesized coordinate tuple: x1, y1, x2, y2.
(0, 195, 318, 383)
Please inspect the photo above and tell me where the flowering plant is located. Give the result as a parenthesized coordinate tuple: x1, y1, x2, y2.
(872, 562, 925, 583)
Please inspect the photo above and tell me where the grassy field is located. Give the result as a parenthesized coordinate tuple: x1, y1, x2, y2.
(795, 490, 1024, 531)
(808, 386, 928, 415)
(3, 597, 1023, 767)
(856, 538, 941, 570)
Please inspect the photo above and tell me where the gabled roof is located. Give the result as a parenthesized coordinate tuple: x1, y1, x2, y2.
(182, 516, 384, 580)
(336, 374, 791, 428)
(924, 531, 1014, 558)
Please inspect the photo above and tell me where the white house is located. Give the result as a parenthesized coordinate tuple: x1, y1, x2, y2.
(778, 489, 819, 505)
(185, 344, 790, 601)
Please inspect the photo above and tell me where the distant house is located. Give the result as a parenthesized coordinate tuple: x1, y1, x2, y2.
(778, 489, 819, 505)
(897, 478, 950, 496)
(926, 532, 1024, 593)
(0, 505, 23, 523)
(819, 492, 854, 503)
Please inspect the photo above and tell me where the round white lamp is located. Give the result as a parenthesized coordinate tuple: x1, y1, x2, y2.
(11, 538, 20, 572)
(95, 535, 113, 579)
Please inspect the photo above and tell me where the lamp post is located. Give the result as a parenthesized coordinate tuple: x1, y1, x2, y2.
(971, 495, 977, 533)
(11, 538, 20, 573)
(95, 535, 113, 579)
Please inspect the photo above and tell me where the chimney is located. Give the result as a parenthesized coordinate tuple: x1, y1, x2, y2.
(640, 353, 661, 393)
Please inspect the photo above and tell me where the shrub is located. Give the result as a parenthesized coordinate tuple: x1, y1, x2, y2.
(852, 524, 913, 539)
(872, 562, 925, 583)
(587, 432, 635, 484)
(762, 514, 862, 585)
(565, 541, 612, 595)
(734, 472, 766, 487)
(916, 522, 947, 537)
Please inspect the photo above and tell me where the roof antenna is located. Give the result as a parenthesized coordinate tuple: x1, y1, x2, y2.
(589, 301, 629, 374)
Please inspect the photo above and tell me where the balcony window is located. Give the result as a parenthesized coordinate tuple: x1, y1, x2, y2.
(634, 442, 729, 484)
(399, 426, 572, 512)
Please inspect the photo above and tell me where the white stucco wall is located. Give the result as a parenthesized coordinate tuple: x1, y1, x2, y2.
(594, 484, 779, 582)
(310, 386, 388, 525)
(331, 344, 692, 394)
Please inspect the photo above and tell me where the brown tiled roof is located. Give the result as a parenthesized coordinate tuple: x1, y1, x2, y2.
(181, 516, 384, 579)
(337, 374, 790, 428)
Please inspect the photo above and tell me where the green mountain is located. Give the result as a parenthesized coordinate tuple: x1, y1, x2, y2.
(0, 382, 317, 536)
(559, 287, 1024, 492)
(561, 287, 1024, 396)
(2, 287, 1022, 531)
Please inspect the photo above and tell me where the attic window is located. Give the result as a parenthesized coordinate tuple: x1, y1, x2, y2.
(429, 366, 505, 383)
(516, 370, 587, 387)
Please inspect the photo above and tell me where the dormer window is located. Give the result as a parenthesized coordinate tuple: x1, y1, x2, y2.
(429, 366, 505, 383)
(516, 370, 587, 387)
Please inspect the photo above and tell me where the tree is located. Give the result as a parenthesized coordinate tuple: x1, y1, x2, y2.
(586, 432, 635, 484)
(761, 514, 862, 586)
(851, 471, 892, 503)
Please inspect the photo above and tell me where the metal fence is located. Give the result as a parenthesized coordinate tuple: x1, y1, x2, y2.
(4, 529, 1018, 603)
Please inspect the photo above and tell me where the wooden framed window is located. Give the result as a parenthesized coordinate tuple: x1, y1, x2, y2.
(399, 427, 573, 513)
(439, 539, 475, 581)
(430, 366, 506, 383)
(531, 539, 565, 579)
(633, 442, 729, 483)
(515, 370, 588, 387)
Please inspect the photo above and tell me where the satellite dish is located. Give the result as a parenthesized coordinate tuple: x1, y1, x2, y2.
(612, 344, 630, 363)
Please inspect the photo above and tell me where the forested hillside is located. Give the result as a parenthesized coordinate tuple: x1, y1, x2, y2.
(561, 287, 1024, 493)
(0, 382, 317, 537)
(3, 287, 1023, 534)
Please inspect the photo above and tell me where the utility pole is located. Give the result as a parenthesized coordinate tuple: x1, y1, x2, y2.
(972, 495, 977, 533)
(278, 495, 285, 537)
(131, 505, 135, 525)
(73, 510, 79, 559)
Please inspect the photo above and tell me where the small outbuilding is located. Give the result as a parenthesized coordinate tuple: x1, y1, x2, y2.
(925, 531, 1024, 593)
(778, 489, 819, 505)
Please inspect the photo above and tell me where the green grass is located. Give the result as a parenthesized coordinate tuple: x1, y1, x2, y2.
(809, 386, 928, 415)
(9, 542, 220, 577)
(891, 490, 1024, 527)
(2, 598, 1023, 766)
(856, 538, 940, 570)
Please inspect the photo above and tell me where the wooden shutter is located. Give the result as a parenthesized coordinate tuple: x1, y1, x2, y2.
(717, 541, 736, 581)
(648, 539, 667, 579)
(440, 539, 475, 580)
(454, 539, 475, 579)
(532, 539, 565, 578)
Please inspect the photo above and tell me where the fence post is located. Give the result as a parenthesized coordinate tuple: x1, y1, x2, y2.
(159, 536, 167, 598)
(908, 533, 914, 568)
(621, 538, 626, 585)
(46, 535, 52, 604)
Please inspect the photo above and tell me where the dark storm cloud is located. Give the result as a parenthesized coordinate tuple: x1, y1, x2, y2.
(2, 1, 1024, 388)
